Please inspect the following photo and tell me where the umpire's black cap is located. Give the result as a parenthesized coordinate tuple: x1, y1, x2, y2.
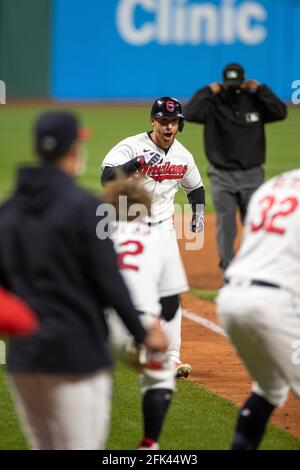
(34, 111, 90, 161)
(223, 63, 245, 88)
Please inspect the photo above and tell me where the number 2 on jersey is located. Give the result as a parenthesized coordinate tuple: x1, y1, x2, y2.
(117, 240, 144, 271)
(250, 195, 298, 235)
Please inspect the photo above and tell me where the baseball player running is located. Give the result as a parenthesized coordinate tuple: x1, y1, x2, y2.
(103, 177, 189, 450)
(101, 97, 205, 378)
(217, 168, 300, 450)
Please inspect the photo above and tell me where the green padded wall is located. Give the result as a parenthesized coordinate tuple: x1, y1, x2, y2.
(0, 0, 51, 98)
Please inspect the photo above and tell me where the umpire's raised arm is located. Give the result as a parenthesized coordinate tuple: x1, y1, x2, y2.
(254, 84, 288, 123)
(184, 86, 214, 124)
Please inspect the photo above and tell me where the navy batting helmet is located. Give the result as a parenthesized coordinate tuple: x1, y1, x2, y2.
(151, 97, 184, 132)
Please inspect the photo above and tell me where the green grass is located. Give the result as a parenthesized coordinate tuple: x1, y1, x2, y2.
(0, 366, 27, 449)
(1, 105, 300, 450)
(1, 105, 300, 211)
(1, 363, 300, 450)
(191, 289, 218, 303)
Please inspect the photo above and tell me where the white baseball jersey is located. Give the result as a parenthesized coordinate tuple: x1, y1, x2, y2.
(226, 169, 300, 295)
(110, 220, 189, 316)
(102, 132, 203, 223)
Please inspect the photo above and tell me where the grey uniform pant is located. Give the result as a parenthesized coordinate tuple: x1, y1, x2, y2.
(207, 164, 264, 271)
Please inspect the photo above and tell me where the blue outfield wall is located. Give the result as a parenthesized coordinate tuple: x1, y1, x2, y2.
(52, 0, 300, 101)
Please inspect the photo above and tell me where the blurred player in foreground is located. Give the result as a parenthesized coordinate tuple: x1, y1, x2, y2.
(217, 168, 300, 450)
(101, 97, 205, 378)
(0, 111, 168, 450)
(103, 177, 189, 450)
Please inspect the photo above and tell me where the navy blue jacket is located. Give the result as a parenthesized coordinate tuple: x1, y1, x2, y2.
(185, 85, 287, 171)
(0, 165, 146, 374)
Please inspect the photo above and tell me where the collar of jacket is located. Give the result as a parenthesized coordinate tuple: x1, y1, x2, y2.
(15, 164, 74, 213)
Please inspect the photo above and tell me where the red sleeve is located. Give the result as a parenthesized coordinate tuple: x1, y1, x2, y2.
(0, 288, 39, 336)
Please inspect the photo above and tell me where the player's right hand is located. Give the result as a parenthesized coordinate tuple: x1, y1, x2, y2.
(143, 320, 169, 352)
(137, 151, 162, 167)
(191, 211, 205, 233)
(209, 82, 222, 94)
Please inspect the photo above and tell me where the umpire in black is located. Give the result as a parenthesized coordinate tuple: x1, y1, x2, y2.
(185, 63, 287, 271)
(0, 111, 168, 450)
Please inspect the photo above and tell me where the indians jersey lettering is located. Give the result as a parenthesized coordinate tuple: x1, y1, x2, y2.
(140, 162, 188, 181)
(101, 132, 203, 222)
(110, 221, 189, 316)
(226, 169, 300, 295)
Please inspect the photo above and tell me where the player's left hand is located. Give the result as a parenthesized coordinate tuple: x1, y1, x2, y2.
(137, 151, 162, 167)
(241, 80, 260, 91)
(191, 211, 205, 233)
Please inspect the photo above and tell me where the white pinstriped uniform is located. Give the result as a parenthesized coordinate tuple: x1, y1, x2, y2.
(102, 132, 203, 363)
(102, 132, 203, 223)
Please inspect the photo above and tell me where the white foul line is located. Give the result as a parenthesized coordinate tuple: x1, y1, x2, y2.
(182, 309, 228, 337)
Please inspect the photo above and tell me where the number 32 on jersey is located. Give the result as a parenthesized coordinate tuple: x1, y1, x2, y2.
(250, 195, 298, 235)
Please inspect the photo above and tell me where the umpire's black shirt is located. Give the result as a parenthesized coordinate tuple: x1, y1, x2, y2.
(0, 165, 147, 374)
(184, 85, 287, 171)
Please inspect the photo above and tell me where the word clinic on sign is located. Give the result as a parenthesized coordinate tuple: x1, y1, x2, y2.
(116, 0, 268, 46)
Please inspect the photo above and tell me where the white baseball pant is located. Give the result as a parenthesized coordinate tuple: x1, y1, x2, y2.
(9, 369, 113, 450)
(155, 218, 182, 364)
(217, 283, 300, 407)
